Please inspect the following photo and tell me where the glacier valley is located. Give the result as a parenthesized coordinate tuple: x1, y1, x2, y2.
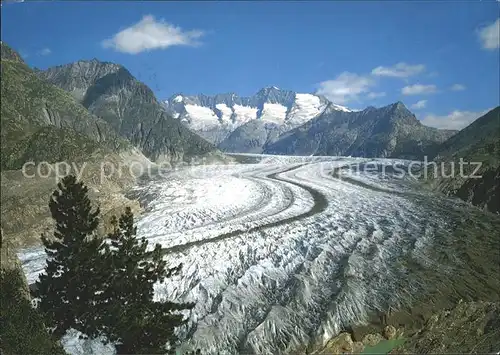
(18, 155, 500, 355)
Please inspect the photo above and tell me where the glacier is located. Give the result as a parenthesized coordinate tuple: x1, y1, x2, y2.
(17, 154, 500, 355)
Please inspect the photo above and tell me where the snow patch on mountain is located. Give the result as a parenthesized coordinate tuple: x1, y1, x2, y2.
(214, 103, 233, 123)
(233, 104, 258, 126)
(163, 88, 351, 149)
(287, 94, 327, 127)
(260, 103, 288, 124)
(183, 104, 220, 130)
(331, 103, 352, 113)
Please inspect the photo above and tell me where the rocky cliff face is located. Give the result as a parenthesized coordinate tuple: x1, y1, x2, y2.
(264, 102, 455, 159)
(1, 43, 128, 170)
(428, 106, 500, 214)
(218, 120, 281, 153)
(396, 301, 500, 353)
(41, 60, 215, 163)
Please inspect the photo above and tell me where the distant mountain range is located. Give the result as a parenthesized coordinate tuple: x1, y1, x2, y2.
(1, 42, 218, 170)
(163, 87, 351, 153)
(40, 59, 215, 163)
(265, 101, 456, 159)
(165, 89, 455, 159)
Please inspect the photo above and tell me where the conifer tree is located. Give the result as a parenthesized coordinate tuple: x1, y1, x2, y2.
(35, 176, 195, 353)
(34, 175, 108, 338)
(102, 207, 194, 354)
(1, 269, 66, 355)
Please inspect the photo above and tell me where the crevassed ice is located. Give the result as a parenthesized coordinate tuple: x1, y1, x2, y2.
(18, 156, 466, 355)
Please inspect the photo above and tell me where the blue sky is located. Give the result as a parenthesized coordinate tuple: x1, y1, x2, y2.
(2, 1, 499, 129)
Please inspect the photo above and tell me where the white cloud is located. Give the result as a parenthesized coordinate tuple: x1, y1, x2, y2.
(102, 15, 205, 54)
(411, 100, 427, 109)
(450, 83, 466, 91)
(371, 62, 425, 78)
(478, 18, 500, 50)
(420, 109, 490, 130)
(367, 91, 386, 99)
(401, 84, 437, 95)
(316, 72, 374, 104)
(38, 48, 51, 56)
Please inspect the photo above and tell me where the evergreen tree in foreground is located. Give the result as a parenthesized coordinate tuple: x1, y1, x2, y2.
(102, 207, 194, 354)
(34, 175, 107, 338)
(1, 269, 66, 355)
(35, 175, 194, 354)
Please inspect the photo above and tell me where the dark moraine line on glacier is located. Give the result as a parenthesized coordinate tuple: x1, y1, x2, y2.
(159, 164, 328, 255)
(330, 166, 416, 196)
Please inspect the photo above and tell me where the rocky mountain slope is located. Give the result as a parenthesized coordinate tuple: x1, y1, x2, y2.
(164, 87, 351, 152)
(1, 43, 128, 170)
(1, 43, 220, 249)
(317, 300, 500, 354)
(396, 300, 500, 354)
(428, 106, 500, 213)
(264, 101, 455, 159)
(40, 59, 216, 163)
(1, 43, 152, 247)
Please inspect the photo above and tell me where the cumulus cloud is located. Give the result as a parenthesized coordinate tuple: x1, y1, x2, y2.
(367, 91, 386, 99)
(411, 100, 427, 109)
(478, 18, 500, 50)
(450, 83, 466, 91)
(38, 48, 51, 56)
(371, 62, 425, 78)
(420, 109, 490, 130)
(401, 84, 437, 95)
(102, 15, 205, 54)
(316, 72, 374, 104)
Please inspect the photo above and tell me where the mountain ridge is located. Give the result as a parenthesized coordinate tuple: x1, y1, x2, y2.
(428, 106, 500, 213)
(0, 43, 130, 170)
(163, 87, 350, 152)
(264, 101, 456, 159)
(40, 59, 217, 163)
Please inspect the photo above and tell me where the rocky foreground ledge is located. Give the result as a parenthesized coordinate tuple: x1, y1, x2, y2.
(317, 300, 500, 354)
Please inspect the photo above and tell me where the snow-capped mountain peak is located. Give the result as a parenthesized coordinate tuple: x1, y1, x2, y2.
(330, 103, 352, 113)
(163, 87, 351, 148)
(173, 95, 184, 103)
